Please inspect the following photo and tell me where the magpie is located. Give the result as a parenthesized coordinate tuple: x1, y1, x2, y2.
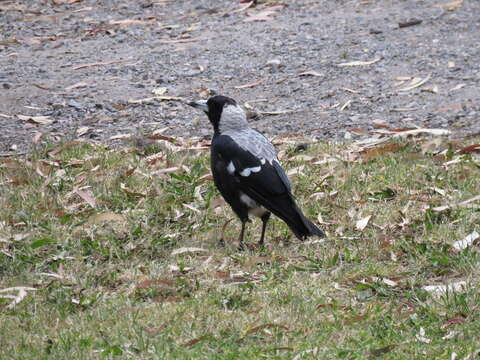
(188, 95, 325, 248)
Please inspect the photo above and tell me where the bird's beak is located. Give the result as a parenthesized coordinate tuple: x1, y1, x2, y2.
(187, 100, 209, 113)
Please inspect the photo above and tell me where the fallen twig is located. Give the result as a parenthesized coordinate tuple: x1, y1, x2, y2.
(235, 77, 267, 89)
(398, 19, 422, 28)
(72, 59, 131, 70)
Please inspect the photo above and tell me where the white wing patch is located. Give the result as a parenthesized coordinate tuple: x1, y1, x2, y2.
(239, 166, 261, 177)
(260, 158, 266, 165)
(227, 161, 236, 174)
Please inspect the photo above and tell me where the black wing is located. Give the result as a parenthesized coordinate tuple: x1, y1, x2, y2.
(212, 135, 309, 232)
(212, 134, 324, 239)
(212, 134, 290, 197)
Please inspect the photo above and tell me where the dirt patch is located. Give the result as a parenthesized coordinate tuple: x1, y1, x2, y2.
(1, 0, 479, 154)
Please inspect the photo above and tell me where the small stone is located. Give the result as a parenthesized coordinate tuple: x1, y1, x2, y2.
(294, 144, 309, 152)
(67, 99, 83, 110)
(266, 59, 284, 72)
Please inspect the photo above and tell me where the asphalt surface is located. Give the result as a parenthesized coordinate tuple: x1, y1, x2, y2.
(1, 0, 479, 153)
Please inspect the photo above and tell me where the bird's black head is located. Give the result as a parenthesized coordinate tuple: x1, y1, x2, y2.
(188, 95, 238, 133)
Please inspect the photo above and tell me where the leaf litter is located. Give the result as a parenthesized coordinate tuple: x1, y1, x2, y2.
(1, 112, 480, 357)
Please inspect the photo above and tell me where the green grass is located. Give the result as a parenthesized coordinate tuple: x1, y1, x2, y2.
(1, 136, 479, 359)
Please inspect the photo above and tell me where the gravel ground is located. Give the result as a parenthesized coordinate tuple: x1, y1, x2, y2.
(1, 0, 479, 154)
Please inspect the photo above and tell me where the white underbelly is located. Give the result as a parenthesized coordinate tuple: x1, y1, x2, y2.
(239, 192, 268, 217)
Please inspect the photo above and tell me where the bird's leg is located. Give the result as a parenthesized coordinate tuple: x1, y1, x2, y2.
(258, 212, 271, 246)
(238, 220, 247, 250)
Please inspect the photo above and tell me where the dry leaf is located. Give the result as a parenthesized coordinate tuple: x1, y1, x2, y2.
(340, 100, 352, 111)
(362, 143, 403, 161)
(0, 286, 36, 309)
(32, 83, 50, 91)
(171, 247, 209, 256)
(243, 6, 283, 22)
(144, 325, 167, 336)
(109, 19, 154, 26)
(337, 58, 382, 67)
(391, 128, 451, 138)
(287, 165, 305, 176)
(420, 138, 445, 154)
(298, 70, 323, 77)
(32, 133, 43, 144)
(342, 87, 361, 94)
(432, 194, 480, 212)
(398, 74, 431, 92)
(449, 83, 466, 92)
(369, 344, 397, 357)
(398, 19, 422, 28)
(421, 85, 438, 94)
(416, 327, 431, 343)
(422, 281, 467, 297)
(76, 126, 90, 137)
(86, 212, 126, 226)
(258, 110, 293, 115)
(109, 133, 132, 140)
(235, 77, 267, 89)
(182, 203, 201, 213)
(158, 38, 204, 44)
(452, 231, 479, 251)
(290, 154, 315, 162)
(356, 215, 372, 231)
(152, 87, 167, 96)
(230, 1, 255, 14)
(457, 144, 480, 154)
(437, 104, 462, 112)
(65, 81, 89, 91)
(180, 335, 209, 347)
(245, 323, 289, 336)
(151, 167, 180, 175)
(75, 189, 96, 207)
(72, 59, 129, 70)
(432, 0, 463, 11)
(169, 264, 193, 273)
(429, 186, 446, 196)
(53, 0, 83, 4)
(128, 96, 183, 104)
(463, 350, 480, 360)
(120, 183, 146, 198)
(17, 115, 53, 125)
(382, 278, 398, 287)
(441, 318, 466, 329)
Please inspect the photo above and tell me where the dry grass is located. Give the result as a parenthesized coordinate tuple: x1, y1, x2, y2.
(1, 134, 480, 359)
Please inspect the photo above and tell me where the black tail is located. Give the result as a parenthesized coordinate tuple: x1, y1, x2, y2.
(241, 188, 325, 240)
(283, 204, 325, 240)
